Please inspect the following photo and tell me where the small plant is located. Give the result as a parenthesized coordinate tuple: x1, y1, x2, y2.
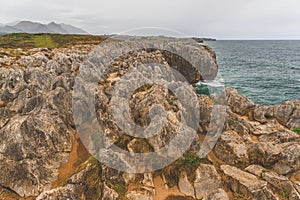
(292, 127, 300, 134)
(281, 190, 290, 199)
(162, 151, 206, 187)
(262, 169, 271, 173)
(167, 98, 175, 105)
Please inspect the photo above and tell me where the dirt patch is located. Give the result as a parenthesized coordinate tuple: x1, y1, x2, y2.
(51, 132, 90, 188)
(291, 171, 300, 182)
(153, 176, 185, 200)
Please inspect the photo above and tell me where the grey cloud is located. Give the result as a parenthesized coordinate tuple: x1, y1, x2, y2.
(0, 0, 299, 39)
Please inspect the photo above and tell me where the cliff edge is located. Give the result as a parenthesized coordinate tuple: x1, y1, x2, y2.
(0, 38, 299, 200)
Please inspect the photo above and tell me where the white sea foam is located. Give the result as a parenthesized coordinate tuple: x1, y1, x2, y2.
(197, 79, 225, 88)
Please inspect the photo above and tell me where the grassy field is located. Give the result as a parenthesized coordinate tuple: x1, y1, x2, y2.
(0, 33, 107, 49)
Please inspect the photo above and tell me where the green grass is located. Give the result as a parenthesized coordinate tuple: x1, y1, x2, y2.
(0, 33, 107, 49)
(262, 169, 271, 173)
(292, 127, 300, 133)
(34, 35, 57, 48)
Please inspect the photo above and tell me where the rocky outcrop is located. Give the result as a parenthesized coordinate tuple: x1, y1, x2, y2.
(0, 45, 93, 197)
(221, 165, 278, 200)
(254, 101, 300, 129)
(0, 38, 299, 200)
(193, 164, 227, 199)
(226, 87, 255, 116)
(214, 130, 249, 167)
(178, 172, 195, 198)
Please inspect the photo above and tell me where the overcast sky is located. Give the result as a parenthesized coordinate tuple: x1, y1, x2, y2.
(0, 0, 299, 39)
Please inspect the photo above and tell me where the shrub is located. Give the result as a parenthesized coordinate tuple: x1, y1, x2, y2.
(292, 127, 300, 133)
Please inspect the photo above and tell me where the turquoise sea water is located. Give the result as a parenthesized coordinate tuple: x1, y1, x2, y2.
(203, 40, 300, 105)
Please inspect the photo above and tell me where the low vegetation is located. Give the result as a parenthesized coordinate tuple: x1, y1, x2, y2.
(0, 33, 107, 49)
(292, 127, 300, 134)
(162, 151, 210, 187)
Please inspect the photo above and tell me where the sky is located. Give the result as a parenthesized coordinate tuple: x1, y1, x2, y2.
(0, 0, 299, 39)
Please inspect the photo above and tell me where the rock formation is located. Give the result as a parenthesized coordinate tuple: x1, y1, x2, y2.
(0, 37, 299, 200)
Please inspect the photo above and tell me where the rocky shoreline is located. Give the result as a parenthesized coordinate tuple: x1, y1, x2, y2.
(0, 41, 299, 200)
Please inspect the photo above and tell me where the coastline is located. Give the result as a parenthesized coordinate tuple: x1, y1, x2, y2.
(0, 35, 299, 199)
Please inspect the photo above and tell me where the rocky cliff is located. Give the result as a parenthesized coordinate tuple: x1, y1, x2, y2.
(0, 38, 299, 200)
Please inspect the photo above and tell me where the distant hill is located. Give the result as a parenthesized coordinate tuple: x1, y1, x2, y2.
(59, 23, 87, 34)
(0, 21, 88, 34)
(0, 26, 22, 34)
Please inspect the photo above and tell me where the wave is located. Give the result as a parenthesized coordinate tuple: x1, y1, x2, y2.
(196, 79, 225, 88)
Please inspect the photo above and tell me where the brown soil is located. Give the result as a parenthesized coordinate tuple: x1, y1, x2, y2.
(153, 176, 186, 200)
(51, 132, 90, 188)
(291, 171, 300, 182)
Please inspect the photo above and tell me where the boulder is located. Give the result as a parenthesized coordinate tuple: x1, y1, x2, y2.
(194, 164, 224, 199)
(178, 172, 195, 198)
(221, 165, 278, 200)
(127, 191, 152, 200)
(262, 171, 300, 199)
(225, 88, 255, 116)
(214, 131, 249, 167)
(202, 189, 229, 200)
(245, 164, 266, 177)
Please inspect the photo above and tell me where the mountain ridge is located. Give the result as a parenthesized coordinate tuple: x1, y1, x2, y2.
(0, 20, 88, 34)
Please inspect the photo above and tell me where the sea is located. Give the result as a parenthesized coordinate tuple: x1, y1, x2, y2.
(198, 40, 300, 105)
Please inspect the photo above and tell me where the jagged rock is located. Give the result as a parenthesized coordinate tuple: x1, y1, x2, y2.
(246, 140, 300, 175)
(197, 95, 212, 133)
(224, 110, 251, 136)
(244, 164, 266, 177)
(253, 105, 274, 123)
(221, 165, 278, 200)
(0, 114, 74, 197)
(127, 191, 152, 200)
(245, 165, 300, 199)
(39, 160, 105, 199)
(194, 164, 225, 199)
(247, 142, 282, 167)
(18, 52, 48, 68)
(0, 107, 11, 128)
(253, 101, 300, 129)
(0, 45, 88, 197)
(141, 173, 155, 196)
(294, 182, 300, 195)
(0, 39, 299, 200)
(225, 88, 255, 116)
(178, 172, 195, 198)
(0, 55, 13, 65)
(214, 131, 249, 166)
(274, 142, 300, 175)
(273, 103, 295, 125)
(259, 130, 300, 144)
(103, 183, 119, 200)
(248, 120, 280, 136)
(202, 189, 229, 200)
(262, 171, 300, 199)
(287, 101, 300, 129)
(36, 186, 79, 200)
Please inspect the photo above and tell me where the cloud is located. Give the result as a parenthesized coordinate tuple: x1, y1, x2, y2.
(0, 0, 299, 39)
